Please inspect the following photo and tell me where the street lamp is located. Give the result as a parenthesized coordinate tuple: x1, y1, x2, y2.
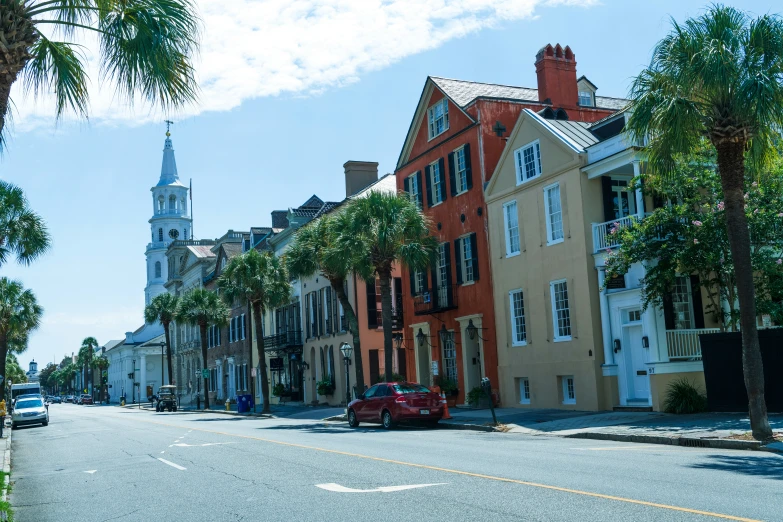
(392, 333, 403, 376)
(340, 342, 353, 405)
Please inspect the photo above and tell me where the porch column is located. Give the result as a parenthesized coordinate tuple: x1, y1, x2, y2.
(644, 306, 663, 362)
(140, 354, 147, 401)
(633, 160, 644, 217)
(216, 359, 223, 400)
(227, 357, 236, 398)
(597, 268, 614, 365)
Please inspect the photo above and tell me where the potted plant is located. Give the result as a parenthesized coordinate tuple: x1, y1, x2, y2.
(316, 379, 335, 396)
(435, 376, 459, 407)
(272, 383, 285, 397)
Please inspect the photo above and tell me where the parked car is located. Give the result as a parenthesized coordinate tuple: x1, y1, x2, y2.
(65, 395, 75, 403)
(11, 397, 49, 429)
(50, 396, 62, 404)
(80, 395, 93, 405)
(347, 382, 443, 429)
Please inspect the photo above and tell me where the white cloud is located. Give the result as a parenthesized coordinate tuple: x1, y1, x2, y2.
(11, 0, 596, 130)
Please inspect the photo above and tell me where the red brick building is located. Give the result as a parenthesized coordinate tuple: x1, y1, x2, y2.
(394, 44, 623, 405)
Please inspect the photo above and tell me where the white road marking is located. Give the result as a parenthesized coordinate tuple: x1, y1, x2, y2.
(571, 446, 680, 451)
(157, 458, 186, 471)
(315, 483, 447, 493)
(160, 451, 165, 454)
(171, 442, 237, 448)
(84, 470, 97, 474)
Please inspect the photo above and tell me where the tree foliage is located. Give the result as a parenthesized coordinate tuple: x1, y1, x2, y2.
(0, 180, 51, 268)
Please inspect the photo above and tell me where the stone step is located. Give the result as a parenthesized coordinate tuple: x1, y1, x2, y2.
(613, 405, 653, 412)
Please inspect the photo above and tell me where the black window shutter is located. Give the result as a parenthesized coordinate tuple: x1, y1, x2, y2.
(393, 277, 403, 317)
(438, 157, 447, 202)
(409, 268, 416, 296)
(662, 294, 675, 330)
(464, 143, 473, 190)
(448, 152, 457, 197)
(430, 263, 439, 305)
(403, 176, 410, 195)
(444, 245, 453, 304)
(422, 268, 429, 294)
(601, 176, 615, 222)
(366, 280, 378, 329)
(454, 239, 463, 285)
(690, 275, 706, 329)
(305, 294, 311, 338)
(470, 233, 480, 282)
(424, 165, 433, 207)
(415, 171, 424, 208)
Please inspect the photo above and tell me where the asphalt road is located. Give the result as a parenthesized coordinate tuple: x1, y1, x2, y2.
(9, 404, 783, 522)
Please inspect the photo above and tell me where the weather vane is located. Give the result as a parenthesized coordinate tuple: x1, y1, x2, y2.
(165, 119, 174, 137)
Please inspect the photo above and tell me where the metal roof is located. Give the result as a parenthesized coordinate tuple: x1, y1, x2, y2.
(546, 120, 599, 150)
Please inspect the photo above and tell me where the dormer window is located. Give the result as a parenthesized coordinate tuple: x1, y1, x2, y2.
(578, 91, 593, 107)
(427, 98, 449, 140)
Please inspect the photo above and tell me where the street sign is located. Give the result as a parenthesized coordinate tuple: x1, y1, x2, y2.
(201, 369, 209, 379)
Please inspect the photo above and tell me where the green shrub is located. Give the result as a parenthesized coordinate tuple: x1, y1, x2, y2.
(467, 386, 486, 407)
(434, 376, 459, 396)
(316, 379, 335, 396)
(391, 373, 406, 382)
(663, 378, 707, 414)
(272, 383, 286, 397)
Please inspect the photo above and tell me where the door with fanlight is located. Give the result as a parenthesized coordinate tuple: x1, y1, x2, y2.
(622, 309, 649, 402)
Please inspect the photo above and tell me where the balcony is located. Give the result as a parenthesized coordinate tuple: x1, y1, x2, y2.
(592, 214, 645, 253)
(665, 328, 720, 360)
(414, 285, 458, 316)
(586, 133, 642, 165)
(155, 208, 185, 216)
(375, 309, 404, 330)
(263, 330, 303, 351)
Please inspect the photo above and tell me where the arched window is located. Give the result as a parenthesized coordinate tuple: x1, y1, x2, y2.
(184, 228, 188, 239)
(541, 107, 555, 119)
(328, 345, 335, 384)
(169, 195, 176, 210)
(155, 261, 161, 278)
(158, 196, 164, 211)
(320, 347, 326, 381)
(158, 228, 163, 241)
(555, 108, 569, 121)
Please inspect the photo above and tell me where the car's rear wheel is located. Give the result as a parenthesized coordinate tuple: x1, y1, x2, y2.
(382, 410, 394, 430)
(42, 421, 48, 427)
(348, 409, 359, 428)
(11, 423, 17, 430)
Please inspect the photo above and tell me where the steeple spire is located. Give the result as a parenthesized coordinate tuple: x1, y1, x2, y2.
(157, 121, 180, 187)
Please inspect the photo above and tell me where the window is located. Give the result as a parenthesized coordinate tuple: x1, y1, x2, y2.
(562, 376, 576, 404)
(437, 243, 449, 308)
(441, 332, 457, 382)
(461, 236, 474, 283)
(610, 178, 636, 219)
(430, 160, 444, 204)
(184, 228, 188, 239)
(509, 290, 527, 346)
(578, 91, 592, 107)
(414, 270, 425, 295)
(628, 309, 642, 323)
(514, 141, 542, 184)
(158, 196, 164, 211)
(169, 195, 176, 210)
(324, 288, 332, 335)
(427, 98, 449, 139)
(408, 172, 421, 209)
(328, 346, 335, 384)
(672, 277, 694, 330)
(154, 261, 161, 278)
(550, 280, 572, 341)
(519, 378, 531, 404)
(158, 228, 163, 242)
(544, 183, 564, 245)
(503, 201, 520, 256)
(240, 314, 246, 340)
(454, 146, 468, 194)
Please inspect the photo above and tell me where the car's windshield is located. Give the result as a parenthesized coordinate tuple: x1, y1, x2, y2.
(16, 399, 43, 409)
(393, 384, 431, 394)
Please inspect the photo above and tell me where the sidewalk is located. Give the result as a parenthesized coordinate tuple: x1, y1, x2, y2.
(119, 401, 345, 420)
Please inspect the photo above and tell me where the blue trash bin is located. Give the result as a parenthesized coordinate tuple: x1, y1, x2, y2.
(236, 394, 252, 413)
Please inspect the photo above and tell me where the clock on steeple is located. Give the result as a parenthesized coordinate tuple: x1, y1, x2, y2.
(169, 229, 180, 239)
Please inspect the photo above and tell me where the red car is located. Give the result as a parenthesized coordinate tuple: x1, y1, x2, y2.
(348, 382, 443, 429)
(80, 394, 93, 405)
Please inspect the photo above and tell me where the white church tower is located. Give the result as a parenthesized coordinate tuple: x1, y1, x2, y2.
(145, 126, 192, 306)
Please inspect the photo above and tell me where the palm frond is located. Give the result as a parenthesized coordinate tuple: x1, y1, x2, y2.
(23, 35, 90, 119)
(0, 180, 52, 267)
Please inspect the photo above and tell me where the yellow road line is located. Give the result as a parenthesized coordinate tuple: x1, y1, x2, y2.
(125, 415, 761, 522)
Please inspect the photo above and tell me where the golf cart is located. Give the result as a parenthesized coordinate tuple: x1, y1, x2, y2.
(155, 385, 178, 412)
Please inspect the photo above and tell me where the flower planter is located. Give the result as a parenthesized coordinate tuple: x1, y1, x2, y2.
(446, 396, 458, 408)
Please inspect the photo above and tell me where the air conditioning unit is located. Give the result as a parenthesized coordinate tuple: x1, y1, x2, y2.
(423, 292, 431, 304)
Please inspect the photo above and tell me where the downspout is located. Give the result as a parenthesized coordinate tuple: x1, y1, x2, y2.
(353, 271, 360, 387)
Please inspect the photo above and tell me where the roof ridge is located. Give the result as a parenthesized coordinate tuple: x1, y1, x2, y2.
(431, 76, 537, 92)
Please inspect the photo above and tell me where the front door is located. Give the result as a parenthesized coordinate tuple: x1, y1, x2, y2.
(462, 337, 482, 401)
(369, 350, 380, 385)
(610, 178, 637, 219)
(623, 322, 649, 400)
(416, 338, 431, 387)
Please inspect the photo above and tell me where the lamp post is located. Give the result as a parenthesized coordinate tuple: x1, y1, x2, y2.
(339, 342, 353, 406)
(392, 333, 403, 377)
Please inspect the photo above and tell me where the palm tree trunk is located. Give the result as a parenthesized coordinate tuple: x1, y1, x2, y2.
(163, 321, 174, 385)
(333, 278, 365, 392)
(378, 270, 394, 382)
(0, 332, 7, 402)
(716, 140, 772, 440)
(252, 303, 271, 414)
(199, 323, 210, 410)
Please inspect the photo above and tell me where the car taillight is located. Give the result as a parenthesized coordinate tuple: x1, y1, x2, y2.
(395, 396, 407, 404)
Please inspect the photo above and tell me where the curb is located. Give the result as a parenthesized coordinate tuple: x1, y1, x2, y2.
(565, 431, 765, 451)
(323, 415, 499, 433)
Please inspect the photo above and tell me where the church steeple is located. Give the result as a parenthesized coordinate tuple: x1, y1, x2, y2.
(157, 121, 181, 187)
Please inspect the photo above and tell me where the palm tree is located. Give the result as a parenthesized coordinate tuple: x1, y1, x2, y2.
(92, 355, 110, 403)
(78, 337, 98, 395)
(337, 192, 438, 382)
(0, 277, 42, 400)
(60, 362, 77, 394)
(627, 5, 783, 440)
(176, 288, 229, 410)
(144, 293, 179, 385)
(218, 249, 291, 414)
(0, 180, 50, 268)
(287, 214, 370, 393)
(0, 0, 200, 147)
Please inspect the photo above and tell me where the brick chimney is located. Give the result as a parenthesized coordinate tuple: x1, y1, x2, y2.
(535, 44, 578, 108)
(344, 161, 379, 197)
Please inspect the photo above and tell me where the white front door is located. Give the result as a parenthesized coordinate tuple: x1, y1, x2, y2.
(624, 324, 649, 400)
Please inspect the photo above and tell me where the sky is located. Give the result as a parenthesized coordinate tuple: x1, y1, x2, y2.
(0, 0, 771, 372)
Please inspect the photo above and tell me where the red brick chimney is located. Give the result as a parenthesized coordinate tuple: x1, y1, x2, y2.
(535, 44, 578, 108)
